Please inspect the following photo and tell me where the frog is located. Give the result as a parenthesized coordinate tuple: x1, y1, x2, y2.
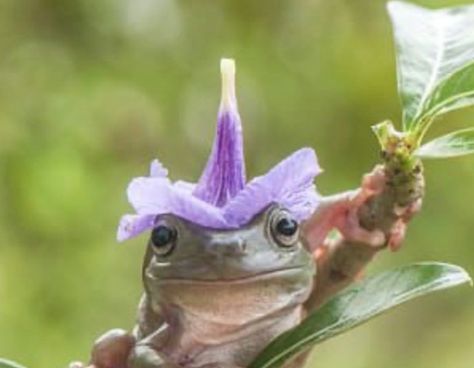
(70, 59, 423, 368)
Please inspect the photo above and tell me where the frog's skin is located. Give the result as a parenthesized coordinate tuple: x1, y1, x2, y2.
(130, 205, 314, 368)
(90, 205, 318, 368)
(71, 166, 422, 368)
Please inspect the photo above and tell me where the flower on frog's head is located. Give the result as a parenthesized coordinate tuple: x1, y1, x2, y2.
(117, 59, 322, 242)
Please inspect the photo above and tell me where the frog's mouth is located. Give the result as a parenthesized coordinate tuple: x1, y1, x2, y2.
(148, 266, 311, 285)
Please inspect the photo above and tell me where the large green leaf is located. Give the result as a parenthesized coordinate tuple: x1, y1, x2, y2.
(423, 62, 474, 119)
(0, 359, 27, 368)
(416, 127, 474, 159)
(388, 1, 474, 130)
(249, 262, 471, 368)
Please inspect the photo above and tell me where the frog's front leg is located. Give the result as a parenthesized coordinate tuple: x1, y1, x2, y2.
(69, 295, 166, 368)
(303, 164, 424, 310)
(70, 329, 175, 368)
(93, 329, 136, 368)
(69, 329, 135, 368)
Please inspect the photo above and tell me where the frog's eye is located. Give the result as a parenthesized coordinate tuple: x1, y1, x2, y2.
(151, 225, 178, 256)
(270, 209, 300, 248)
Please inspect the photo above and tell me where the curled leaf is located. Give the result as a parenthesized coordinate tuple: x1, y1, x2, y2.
(424, 62, 474, 118)
(415, 127, 474, 159)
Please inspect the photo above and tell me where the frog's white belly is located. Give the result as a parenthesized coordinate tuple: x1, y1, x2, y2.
(152, 271, 313, 367)
(164, 304, 304, 367)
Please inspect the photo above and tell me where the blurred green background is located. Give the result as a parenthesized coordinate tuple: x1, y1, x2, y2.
(0, 0, 473, 367)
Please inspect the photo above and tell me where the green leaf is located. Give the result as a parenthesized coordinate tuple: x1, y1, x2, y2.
(387, 1, 474, 130)
(422, 62, 474, 119)
(415, 127, 474, 159)
(0, 359, 27, 368)
(249, 262, 471, 368)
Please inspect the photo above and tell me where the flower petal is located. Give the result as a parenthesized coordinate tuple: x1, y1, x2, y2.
(149, 159, 169, 178)
(126, 177, 228, 229)
(117, 213, 156, 242)
(223, 148, 321, 226)
(174, 180, 196, 192)
(193, 59, 246, 207)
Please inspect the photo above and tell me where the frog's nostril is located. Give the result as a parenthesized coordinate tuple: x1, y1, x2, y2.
(223, 239, 247, 256)
(208, 237, 248, 256)
(235, 238, 247, 253)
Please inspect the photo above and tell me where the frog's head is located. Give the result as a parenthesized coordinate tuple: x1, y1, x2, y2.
(143, 205, 315, 323)
(117, 59, 321, 321)
(144, 205, 314, 281)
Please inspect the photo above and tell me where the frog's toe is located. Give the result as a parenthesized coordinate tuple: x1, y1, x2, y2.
(91, 328, 135, 368)
(360, 166, 386, 198)
(337, 206, 386, 247)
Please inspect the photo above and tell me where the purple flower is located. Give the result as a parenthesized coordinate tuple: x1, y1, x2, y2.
(117, 59, 321, 242)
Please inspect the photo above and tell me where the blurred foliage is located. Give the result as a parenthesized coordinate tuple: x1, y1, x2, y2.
(0, 1, 472, 367)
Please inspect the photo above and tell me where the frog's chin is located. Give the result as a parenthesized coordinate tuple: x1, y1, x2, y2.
(150, 266, 311, 285)
(148, 266, 314, 327)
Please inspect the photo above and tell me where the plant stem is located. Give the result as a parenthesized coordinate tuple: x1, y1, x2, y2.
(358, 151, 424, 235)
(368, 120, 425, 233)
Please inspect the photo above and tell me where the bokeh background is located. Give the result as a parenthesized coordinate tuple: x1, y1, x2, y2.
(0, 0, 473, 367)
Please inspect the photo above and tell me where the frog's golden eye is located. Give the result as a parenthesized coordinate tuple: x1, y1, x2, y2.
(151, 225, 178, 256)
(270, 209, 300, 248)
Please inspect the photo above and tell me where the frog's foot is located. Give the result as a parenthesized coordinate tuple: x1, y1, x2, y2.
(354, 166, 387, 206)
(334, 168, 386, 247)
(336, 209, 386, 247)
(337, 166, 422, 251)
(303, 166, 387, 251)
(87, 329, 135, 368)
